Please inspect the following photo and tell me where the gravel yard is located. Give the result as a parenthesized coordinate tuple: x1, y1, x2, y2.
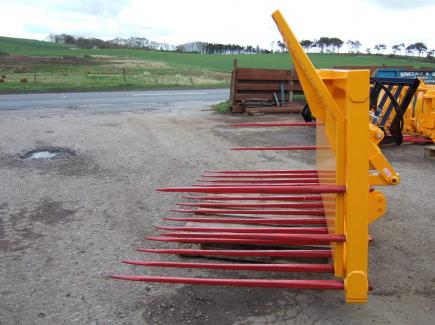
(0, 103, 434, 324)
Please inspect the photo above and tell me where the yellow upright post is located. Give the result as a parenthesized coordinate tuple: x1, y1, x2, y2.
(272, 10, 371, 303)
(343, 71, 370, 303)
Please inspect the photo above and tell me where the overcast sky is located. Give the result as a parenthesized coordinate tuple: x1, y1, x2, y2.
(0, 0, 434, 51)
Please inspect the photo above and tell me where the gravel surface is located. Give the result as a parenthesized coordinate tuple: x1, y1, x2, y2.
(0, 104, 434, 325)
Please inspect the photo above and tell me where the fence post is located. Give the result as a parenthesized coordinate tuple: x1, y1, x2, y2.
(289, 68, 294, 103)
(229, 59, 238, 107)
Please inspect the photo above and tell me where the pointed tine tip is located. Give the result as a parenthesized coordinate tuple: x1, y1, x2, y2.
(155, 226, 171, 230)
(163, 217, 180, 221)
(112, 274, 143, 281)
(122, 260, 151, 266)
(146, 236, 178, 243)
(170, 209, 186, 213)
(136, 248, 152, 253)
(181, 196, 211, 200)
(111, 274, 127, 280)
(145, 236, 164, 241)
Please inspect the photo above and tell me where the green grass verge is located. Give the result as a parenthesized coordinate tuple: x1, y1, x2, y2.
(0, 58, 230, 93)
(212, 100, 231, 113)
(1, 35, 434, 94)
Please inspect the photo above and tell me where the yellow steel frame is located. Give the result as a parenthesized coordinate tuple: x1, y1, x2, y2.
(404, 82, 435, 141)
(374, 81, 435, 142)
(272, 10, 399, 303)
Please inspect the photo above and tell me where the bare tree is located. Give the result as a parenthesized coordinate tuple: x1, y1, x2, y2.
(330, 38, 344, 53)
(300, 40, 313, 53)
(405, 44, 415, 56)
(374, 44, 386, 54)
(392, 43, 405, 55)
(277, 40, 286, 53)
(413, 42, 428, 56)
(47, 33, 56, 43)
(347, 40, 361, 54)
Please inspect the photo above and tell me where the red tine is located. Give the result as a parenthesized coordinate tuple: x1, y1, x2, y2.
(176, 202, 324, 209)
(135, 248, 333, 258)
(122, 260, 334, 273)
(231, 146, 329, 151)
(158, 185, 346, 194)
(111, 275, 345, 290)
(199, 179, 320, 184)
(170, 209, 326, 216)
(201, 174, 321, 179)
(163, 217, 327, 225)
(230, 122, 317, 127)
(181, 195, 323, 201)
(158, 233, 345, 243)
(156, 226, 328, 234)
(146, 234, 344, 245)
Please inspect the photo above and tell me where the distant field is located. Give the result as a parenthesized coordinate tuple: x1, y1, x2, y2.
(1, 36, 434, 93)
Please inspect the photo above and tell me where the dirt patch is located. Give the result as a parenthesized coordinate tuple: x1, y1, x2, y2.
(0, 146, 100, 177)
(0, 55, 92, 66)
(0, 199, 78, 252)
(141, 285, 305, 325)
(30, 198, 77, 225)
(98, 122, 123, 128)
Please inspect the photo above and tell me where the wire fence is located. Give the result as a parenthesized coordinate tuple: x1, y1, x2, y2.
(0, 67, 231, 90)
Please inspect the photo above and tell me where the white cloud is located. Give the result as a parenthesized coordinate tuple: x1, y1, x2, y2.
(365, 0, 434, 10)
(0, 0, 434, 50)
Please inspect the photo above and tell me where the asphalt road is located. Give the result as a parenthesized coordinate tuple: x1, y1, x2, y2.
(0, 88, 229, 112)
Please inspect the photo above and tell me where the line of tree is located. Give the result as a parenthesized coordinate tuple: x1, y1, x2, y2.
(370, 42, 430, 57)
(48, 34, 270, 54)
(300, 37, 345, 53)
(176, 42, 270, 54)
(298, 37, 345, 53)
(298, 38, 432, 58)
(48, 33, 433, 58)
(47, 33, 175, 51)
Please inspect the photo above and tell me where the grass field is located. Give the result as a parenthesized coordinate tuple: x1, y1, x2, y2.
(1, 35, 434, 93)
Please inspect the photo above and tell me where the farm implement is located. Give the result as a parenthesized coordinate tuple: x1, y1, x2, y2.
(112, 10, 401, 303)
(402, 81, 435, 143)
(302, 71, 435, 145)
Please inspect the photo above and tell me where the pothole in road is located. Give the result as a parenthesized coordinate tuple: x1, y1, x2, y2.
(20, 147, 76, 160)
